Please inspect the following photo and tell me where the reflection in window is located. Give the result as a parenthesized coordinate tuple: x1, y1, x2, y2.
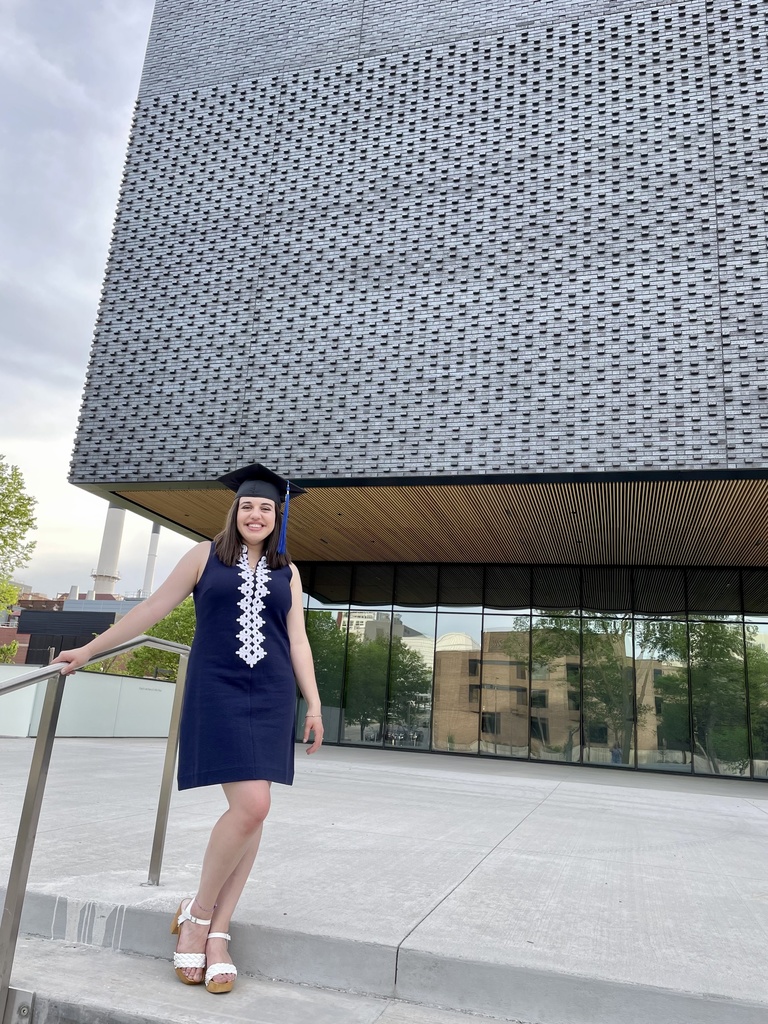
(432, 617, 482, 752)
(300, 563, 768, 778)
(481, 711, 501, 735)
(386, 626, 434, 749)
(588, 722, 608, 745)
(341, 616, 390, 746)
(531, 719, 549, 743)
(478, 617, 530, 757)
(581, 616, 635, 766)
(530, 617, 581, 763)
(746, 625, 768, 777)
(689, 620, 749, 776)
(302, 610, 347, 743)
(642, 619, 749, 775)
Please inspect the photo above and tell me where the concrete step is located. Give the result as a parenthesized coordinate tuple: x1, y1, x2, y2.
(9, 888, 768, 1024)
(10, 935, 513, 1024)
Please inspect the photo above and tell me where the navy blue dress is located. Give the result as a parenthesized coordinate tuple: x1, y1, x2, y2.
(177, 544, 296, 790)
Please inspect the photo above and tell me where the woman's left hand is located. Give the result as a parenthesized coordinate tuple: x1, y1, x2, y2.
(303, 715, 324, 754)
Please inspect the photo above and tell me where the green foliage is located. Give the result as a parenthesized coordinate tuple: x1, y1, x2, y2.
(305, 611, 347, 708)
(518, 614, 646, 759)
(641, 618, 764, 775)
(306, 612, 433, 740)
(0, 456, 36, 614)
(0, 640, 18, 664)
(123, 597, 195, 679)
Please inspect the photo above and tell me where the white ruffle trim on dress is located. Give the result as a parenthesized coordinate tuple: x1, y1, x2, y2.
(235, 548, 271, 667)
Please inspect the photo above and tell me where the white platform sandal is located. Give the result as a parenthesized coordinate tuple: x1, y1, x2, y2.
(170, 897, 212, 985)
(205, 932, 237, 994)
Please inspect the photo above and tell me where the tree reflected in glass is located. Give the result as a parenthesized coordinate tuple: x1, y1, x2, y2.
(641, 619, 751, 776)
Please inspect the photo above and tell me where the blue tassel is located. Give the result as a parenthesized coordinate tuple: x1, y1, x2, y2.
(277, 481, 290, 555)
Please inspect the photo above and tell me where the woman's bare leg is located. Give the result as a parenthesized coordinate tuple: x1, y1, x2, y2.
(175, 780, 270, 982)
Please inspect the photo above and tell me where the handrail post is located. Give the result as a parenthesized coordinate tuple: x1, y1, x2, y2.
(0, 669, 65, 1020)
(146, 653, 188, 885)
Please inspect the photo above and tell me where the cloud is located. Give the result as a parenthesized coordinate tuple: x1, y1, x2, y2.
(0, 1, 154, 387)
(0, 0, 192, 598)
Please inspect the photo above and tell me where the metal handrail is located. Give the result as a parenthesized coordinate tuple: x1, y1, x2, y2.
(0, 636, 190, 1023)
(0, 636, 190, 697)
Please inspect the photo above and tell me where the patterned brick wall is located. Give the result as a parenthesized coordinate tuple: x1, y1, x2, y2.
(71, 0, 768, 485)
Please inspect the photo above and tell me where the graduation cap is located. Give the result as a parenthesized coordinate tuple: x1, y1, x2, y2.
(217, 463, 307, 554)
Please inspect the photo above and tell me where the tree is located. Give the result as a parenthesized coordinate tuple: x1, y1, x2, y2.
(0, 456, 36, 662)
(343, 632, 389, 740)
(640, 618, 764, 775)
(507, 614, 652, 761)
(121, 597, 196, 678)
(305, 610, 347, 709)
(386, 637, 433, 725)
(0, 639, 18, 664)
(0, 455, 37, 615)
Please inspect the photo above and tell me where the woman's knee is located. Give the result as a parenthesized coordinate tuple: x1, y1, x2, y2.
(225, 781, 271, 832)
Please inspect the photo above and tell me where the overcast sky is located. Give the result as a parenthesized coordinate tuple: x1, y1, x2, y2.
(0, 0, 196, 597)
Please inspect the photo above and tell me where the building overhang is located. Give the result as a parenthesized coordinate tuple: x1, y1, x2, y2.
(74, 470, 768, 568)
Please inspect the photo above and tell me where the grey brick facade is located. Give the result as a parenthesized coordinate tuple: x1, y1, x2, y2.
(71, 0, 768, 486)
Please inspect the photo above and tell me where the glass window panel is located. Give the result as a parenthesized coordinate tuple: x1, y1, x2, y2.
(634, 621, 692, 772)
(300, 609, 347, 743)
(340, 613, 391, 746)
(432, 613, 483, 752)
(351, 564, 394, 607)
(484, 565, 531, 611)
(687, 569, 742, 617)
(385, 611, 435, 750)
(633, 568, 686, 618)
(529, 615, 582, 762)
(394, 564, 439, 609)
(742, 569, 768, 616)
(532, 567, 580, 614)
(307, 563, 352, 607)
(745, 623, 768, 777)
(688, 619, 749, 776)
(479, 614, 530, 758)
(581, 616, 635, 767)
(582, 568, 632, 614)
(439, 564, 484, 609)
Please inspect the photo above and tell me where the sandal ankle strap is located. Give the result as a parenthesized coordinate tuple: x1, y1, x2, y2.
(208, 931, 231, 941)
(179, 898, 212, 928)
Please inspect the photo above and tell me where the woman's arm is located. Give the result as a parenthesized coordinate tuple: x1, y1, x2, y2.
(287, 564, 323, 754)
(53, 541, 210, 674)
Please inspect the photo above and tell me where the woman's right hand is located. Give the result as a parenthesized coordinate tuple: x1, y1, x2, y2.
(53, 647, 92, 675)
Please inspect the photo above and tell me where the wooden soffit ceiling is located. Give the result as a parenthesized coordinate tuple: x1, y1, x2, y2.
(111, 475, 768, 567)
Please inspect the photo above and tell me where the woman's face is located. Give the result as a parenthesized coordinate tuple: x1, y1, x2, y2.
(236, 496, 276, 546)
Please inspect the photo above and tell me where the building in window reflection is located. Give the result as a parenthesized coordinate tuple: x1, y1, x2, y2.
(297, 565, 768, 780)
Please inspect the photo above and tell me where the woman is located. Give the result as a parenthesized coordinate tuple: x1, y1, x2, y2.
(55, 463, 323, 994)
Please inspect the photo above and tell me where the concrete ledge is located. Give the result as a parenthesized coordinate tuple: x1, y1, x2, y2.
(9, 888, 768, 1024)
(395, 950, 768, 1024)
(11, 936, 502, 1024)
(10, 889, 398, 997)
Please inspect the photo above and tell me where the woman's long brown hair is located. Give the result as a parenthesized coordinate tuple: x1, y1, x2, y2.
(213, 498, 291, 569)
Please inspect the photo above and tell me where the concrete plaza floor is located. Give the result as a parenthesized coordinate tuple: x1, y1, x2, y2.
(1, 738, 767, 1024)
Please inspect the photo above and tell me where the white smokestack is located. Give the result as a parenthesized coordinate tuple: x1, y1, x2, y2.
(68, 585, 79, 600)
(141, 522, 161, 597)
(91, 503, 125, 595)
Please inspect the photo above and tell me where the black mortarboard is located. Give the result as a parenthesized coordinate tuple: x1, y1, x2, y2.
(217, 463, 307, 554)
